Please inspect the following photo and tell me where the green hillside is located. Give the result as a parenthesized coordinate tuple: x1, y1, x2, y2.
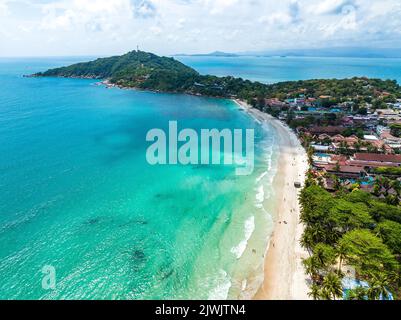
(33, 50, 401, 104)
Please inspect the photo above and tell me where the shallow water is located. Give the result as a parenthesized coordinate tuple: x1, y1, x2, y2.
(0, 58, 277, 299)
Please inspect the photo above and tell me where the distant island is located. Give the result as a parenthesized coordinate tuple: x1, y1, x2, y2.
(176, 47, 401, 59)
(174, 51, 239, 57)
(255, 47, 401, 59)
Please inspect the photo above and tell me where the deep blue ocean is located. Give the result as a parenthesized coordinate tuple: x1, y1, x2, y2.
(177, 55, 401, 84)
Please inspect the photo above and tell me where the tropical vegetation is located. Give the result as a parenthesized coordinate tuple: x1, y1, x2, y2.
(300, 179, 401, 300)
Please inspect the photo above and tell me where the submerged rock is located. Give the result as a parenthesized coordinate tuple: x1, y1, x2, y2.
(86, 218, 100, 225)
(132, 249, 146, 262)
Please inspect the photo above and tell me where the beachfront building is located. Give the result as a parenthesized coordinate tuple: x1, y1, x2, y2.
(348, 153, 401, 168)
(310, 144, 332, 153)
(323, 164, 366, 179)
(376, 109, 401, 123)
(364, 134, 379, 141)
(312, 153, 332, 165)
(380, 131, 401, 149)
(309, 126, 345, 136)
(265, 98, 288, 108)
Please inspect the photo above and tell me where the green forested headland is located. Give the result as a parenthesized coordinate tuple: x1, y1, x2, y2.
(33, 50, 401, 104)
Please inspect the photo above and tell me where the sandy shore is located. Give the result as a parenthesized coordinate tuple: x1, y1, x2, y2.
(234, 100, 310, 300)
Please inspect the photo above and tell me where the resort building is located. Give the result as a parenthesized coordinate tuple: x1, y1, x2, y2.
(376, 109, 401, 122)
(309, 126, 345, 136)
(349, 153, 401, 168)
(380, 131, 401, 149)
(323, 165, 366, 179)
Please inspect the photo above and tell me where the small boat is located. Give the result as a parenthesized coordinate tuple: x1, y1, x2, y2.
(294, 182, 302, 188)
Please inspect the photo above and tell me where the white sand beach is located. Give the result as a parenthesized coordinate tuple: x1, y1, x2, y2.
(234, 100, 311, 300)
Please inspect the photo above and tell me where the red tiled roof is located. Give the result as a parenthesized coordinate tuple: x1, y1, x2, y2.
(354, 153, 401, 164)
(332, 134, 345, 142)
(331, 155, 348, 165)
(360, 184, 374, 192)
(380, 132, 396, 139)
(384, 145, 394, 153)
(309, 126, 345, 135)
(324, 165, 365, 174)
(331, 155, 347, 161)
(346, 135, 359, 142)
(347, 160, 400, 168)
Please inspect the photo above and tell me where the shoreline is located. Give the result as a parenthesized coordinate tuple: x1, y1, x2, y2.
(233, 99, 311, 300)
(100, 80, 311, 299)
(64, 75, 313, 299)
(38, 72, 311, 299)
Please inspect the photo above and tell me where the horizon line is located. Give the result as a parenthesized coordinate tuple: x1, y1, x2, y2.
(3, 46, 401, 59)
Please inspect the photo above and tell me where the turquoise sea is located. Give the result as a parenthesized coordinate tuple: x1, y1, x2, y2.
(1, 55, 401, 300)
(0, 57, 278, 299)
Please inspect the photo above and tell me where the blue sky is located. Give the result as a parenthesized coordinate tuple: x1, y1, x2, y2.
(0, 0, 400, 56)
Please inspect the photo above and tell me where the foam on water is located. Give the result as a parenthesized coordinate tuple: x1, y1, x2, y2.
(255, 185, 265, 209)
(207, 270, 232, 300)
(255, 171, 267, 183)
(230, 216, 256, 259)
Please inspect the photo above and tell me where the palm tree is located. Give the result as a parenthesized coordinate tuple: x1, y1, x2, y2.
(333, 175, 341, 192)
(322, 272, 343, 300)
(336, 242, 348, 275)
(347, 286, 368, 300)
(308, 283, 323, 300)
(339, 141, 349, 155)
(334, 161, 341, 172)
(303, 257, 321, 284)
(380, 177, 391, 191)
(311, 227, 327, 246)
(301, 133, 313, 149)
(390, 180, 401, 196)
(317, 176, 324, 187)
(354, 140, 362, 152)
(386, 194, 399, 206)
(367, 273, 392, 300)
(373, 183, 381, 197)
(300, 232, 314, 256)
(307, 147, 314, 166)
(313, 244, 336, 271)
(366, 144, 375, 153)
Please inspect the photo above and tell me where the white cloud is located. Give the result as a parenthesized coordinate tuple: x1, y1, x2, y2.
(0, 0, 10, 16)
(39, 0, 135, 30)
(314, 0, 352, 15)
(204, 0, 239, 15)
(1, 0, 401, 56)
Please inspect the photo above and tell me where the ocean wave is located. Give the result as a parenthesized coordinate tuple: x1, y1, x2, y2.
(256, 171, 267, 183)
(254, 185, 265, 209)
(207, 270, 232, 300)
(230, 216, 255, 259)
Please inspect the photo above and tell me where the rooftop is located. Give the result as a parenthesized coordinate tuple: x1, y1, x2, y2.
(309, 126, 345, 135)
(363, 135, 378, 141)
(324, 165, 366, 174)
(353, 153, 401, 163)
